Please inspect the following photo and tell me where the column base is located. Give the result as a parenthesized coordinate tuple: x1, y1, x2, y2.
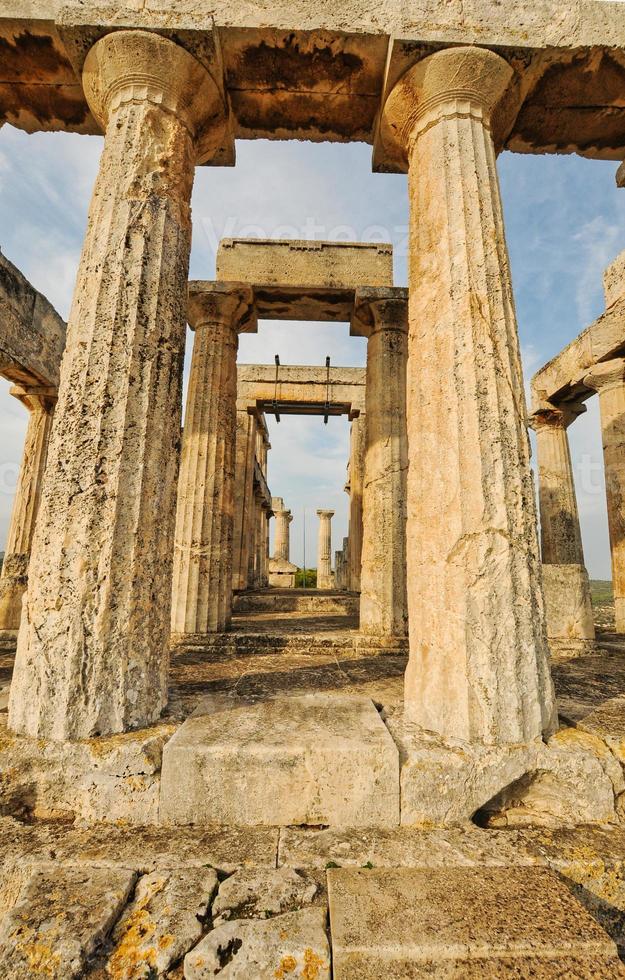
(615, 597, 625, 634)
(542, 564, 595, 646)
(0, 576, 26, 633)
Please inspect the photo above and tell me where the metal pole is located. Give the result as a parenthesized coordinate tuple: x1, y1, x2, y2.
(302, 507, 306, 589)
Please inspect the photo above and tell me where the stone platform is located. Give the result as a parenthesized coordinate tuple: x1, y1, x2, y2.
(233, 587, 359, 617)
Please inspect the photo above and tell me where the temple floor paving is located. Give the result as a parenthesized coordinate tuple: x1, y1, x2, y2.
(2, 602, 625, 974)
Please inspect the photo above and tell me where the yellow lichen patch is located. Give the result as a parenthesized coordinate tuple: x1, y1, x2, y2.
(274, 954, 297, 977)
(158, 932, 174, 950)
(107, 878, 168, 980)
(302, 947, 328, 979)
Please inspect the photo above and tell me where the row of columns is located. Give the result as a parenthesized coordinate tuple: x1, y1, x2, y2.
(6, 34, 557, 749)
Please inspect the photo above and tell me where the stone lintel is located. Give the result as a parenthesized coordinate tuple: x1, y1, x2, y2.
(351, 285, 408, 337)
(217, 239, 393, 292)
(237, 364, 366, 418)
(0, 252, 66, 388)
(188, 281, 257, 334)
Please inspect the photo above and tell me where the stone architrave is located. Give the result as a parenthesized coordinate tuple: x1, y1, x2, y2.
(171, 285, 254, 636)
(530, 404, 594, 647)
(380, 46, 556, 744)
(8, 30, 224, 741)
(347, 416, 365, 591)
(233, 407, 258, 591)
(357, 289, 408, 641)
(0, 385, 56, 634)
(316, 510, 335, 590)
(584, 358, 625, 632)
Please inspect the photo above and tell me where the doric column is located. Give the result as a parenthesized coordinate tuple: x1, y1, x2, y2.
(584, 359, 625, 631)
(171, 284, 254, 636)
(347, 416, 365, 591)
(381, 46, 556, 744)
(0, 386, 56, 634)
(316, 510, 334, 589)
(273, 507, 293, 561)
(530, 403, 594, 646)
(233, 407, 258, 590)
(530, 404, 586, 565)
(356, 288, 408, 640)
(9, 31, 224, 741)
(259, 503, 271, 587)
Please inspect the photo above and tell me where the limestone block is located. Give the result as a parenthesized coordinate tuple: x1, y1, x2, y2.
(0, 866, 136, 979)
(387, 716, 540, 826)
(183, 907, 330, 979)
(105, 868, 218, 978)
(0, 723, 174, 824)
(327, 867, 622, 978)
(542, 564, 595, 648)
(159, 695, 400, 827)
(604, 250, 625, 309)
(579, 695, 625, 765)
(483, 729, 620, 828)
(212, 869, 319, 926)
(217, 239, 392, 289)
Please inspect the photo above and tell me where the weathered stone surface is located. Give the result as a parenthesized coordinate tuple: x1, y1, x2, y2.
(105, 868, 218, 978)
(232, 589, 358, 617)
(0, 866, 136, 979)
(316, 511, 335, 590)
(0, 251, 66, 388)
(542, 564, 595, 650)
(8, 30, 224, 740)
(212, 869, 319, 926)
(232, 408, 258, 590)
(183, 907, 330, 979)
(579, 695, 625, 764)
(0, 721, 174, 824)
(346, 415, 365, 591)
(237, 364, 366, 418)
(383, 46, 556, 744)
(327, 867, 622, 978)
(160, 694, 399, 827)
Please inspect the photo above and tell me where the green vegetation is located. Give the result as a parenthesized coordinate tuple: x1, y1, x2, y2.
(590, 579, 613, 605)
(296, 568, 317, 588)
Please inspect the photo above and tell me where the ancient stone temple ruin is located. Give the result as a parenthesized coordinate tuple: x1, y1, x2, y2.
(3, 0, 625, 975)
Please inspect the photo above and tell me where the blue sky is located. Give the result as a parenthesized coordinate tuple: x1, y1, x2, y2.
(0, 127, 623, 575)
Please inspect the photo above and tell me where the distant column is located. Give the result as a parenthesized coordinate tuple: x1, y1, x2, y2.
(357, 288, 408, 641)
(233, 407, 258, 590)
(274, 506, 293, 561)
(530, 404, 594, 647)
(347, 416, 365, 591)
(584, 359, 625, 631)
(171, 284, 254, 636)
(0, 385, 56, 633)
(316, 510, 335, 589)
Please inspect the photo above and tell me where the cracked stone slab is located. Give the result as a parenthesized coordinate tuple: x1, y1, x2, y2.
(327, 867, 624, 978)
(105, 868, 218, 978)
(183, 906, 330, 979)
(160, 694, 399, 827)
(0, 866, 136, 979)
(212, 868, 320, 927)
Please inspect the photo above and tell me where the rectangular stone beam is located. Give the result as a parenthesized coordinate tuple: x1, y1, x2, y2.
(531, 250, 625, 411)
(0, 252, 66, 387)
(6, 4, 625, 158)
(237, 364, 366, 416)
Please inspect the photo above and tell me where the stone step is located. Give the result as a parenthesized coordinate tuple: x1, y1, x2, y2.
(233, 588, 359, 616)
(327, 866, 625, 978)
(159, 694, 400, 827)
(174, 630, 407, 657)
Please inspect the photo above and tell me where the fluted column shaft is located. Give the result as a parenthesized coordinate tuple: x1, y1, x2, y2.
(585, 359, 625, 631)
(359, 292, 409, 639)
(233, 408, 258, 590)
(382, 46, 555, 744)
(316, 510, 334, 590)
(0, 386, 56, 633)
(171, 286, 252, 635)
(9, 31, 222, 740)
(531, 406, 585, 565)
(347, 416, 365, 591)
(273, 509, 293, 561)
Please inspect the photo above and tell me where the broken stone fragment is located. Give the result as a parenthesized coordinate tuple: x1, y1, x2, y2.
(183, 906, 330, 979)
(105, 868, 218, 979)
(211, 868, 319, 926)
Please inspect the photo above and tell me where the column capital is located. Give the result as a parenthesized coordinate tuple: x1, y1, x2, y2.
(584, 358, 625, 395)
(529, 401, 586, 432)
(82, 30, 227, 163)
(9, 384, 57, 414)
(316, 509, 335, 519)
(380, 46, 514, 170)
(273, 508, 293, 522)
(188, 282, 257, 334)
(351, 286, 408, 338)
